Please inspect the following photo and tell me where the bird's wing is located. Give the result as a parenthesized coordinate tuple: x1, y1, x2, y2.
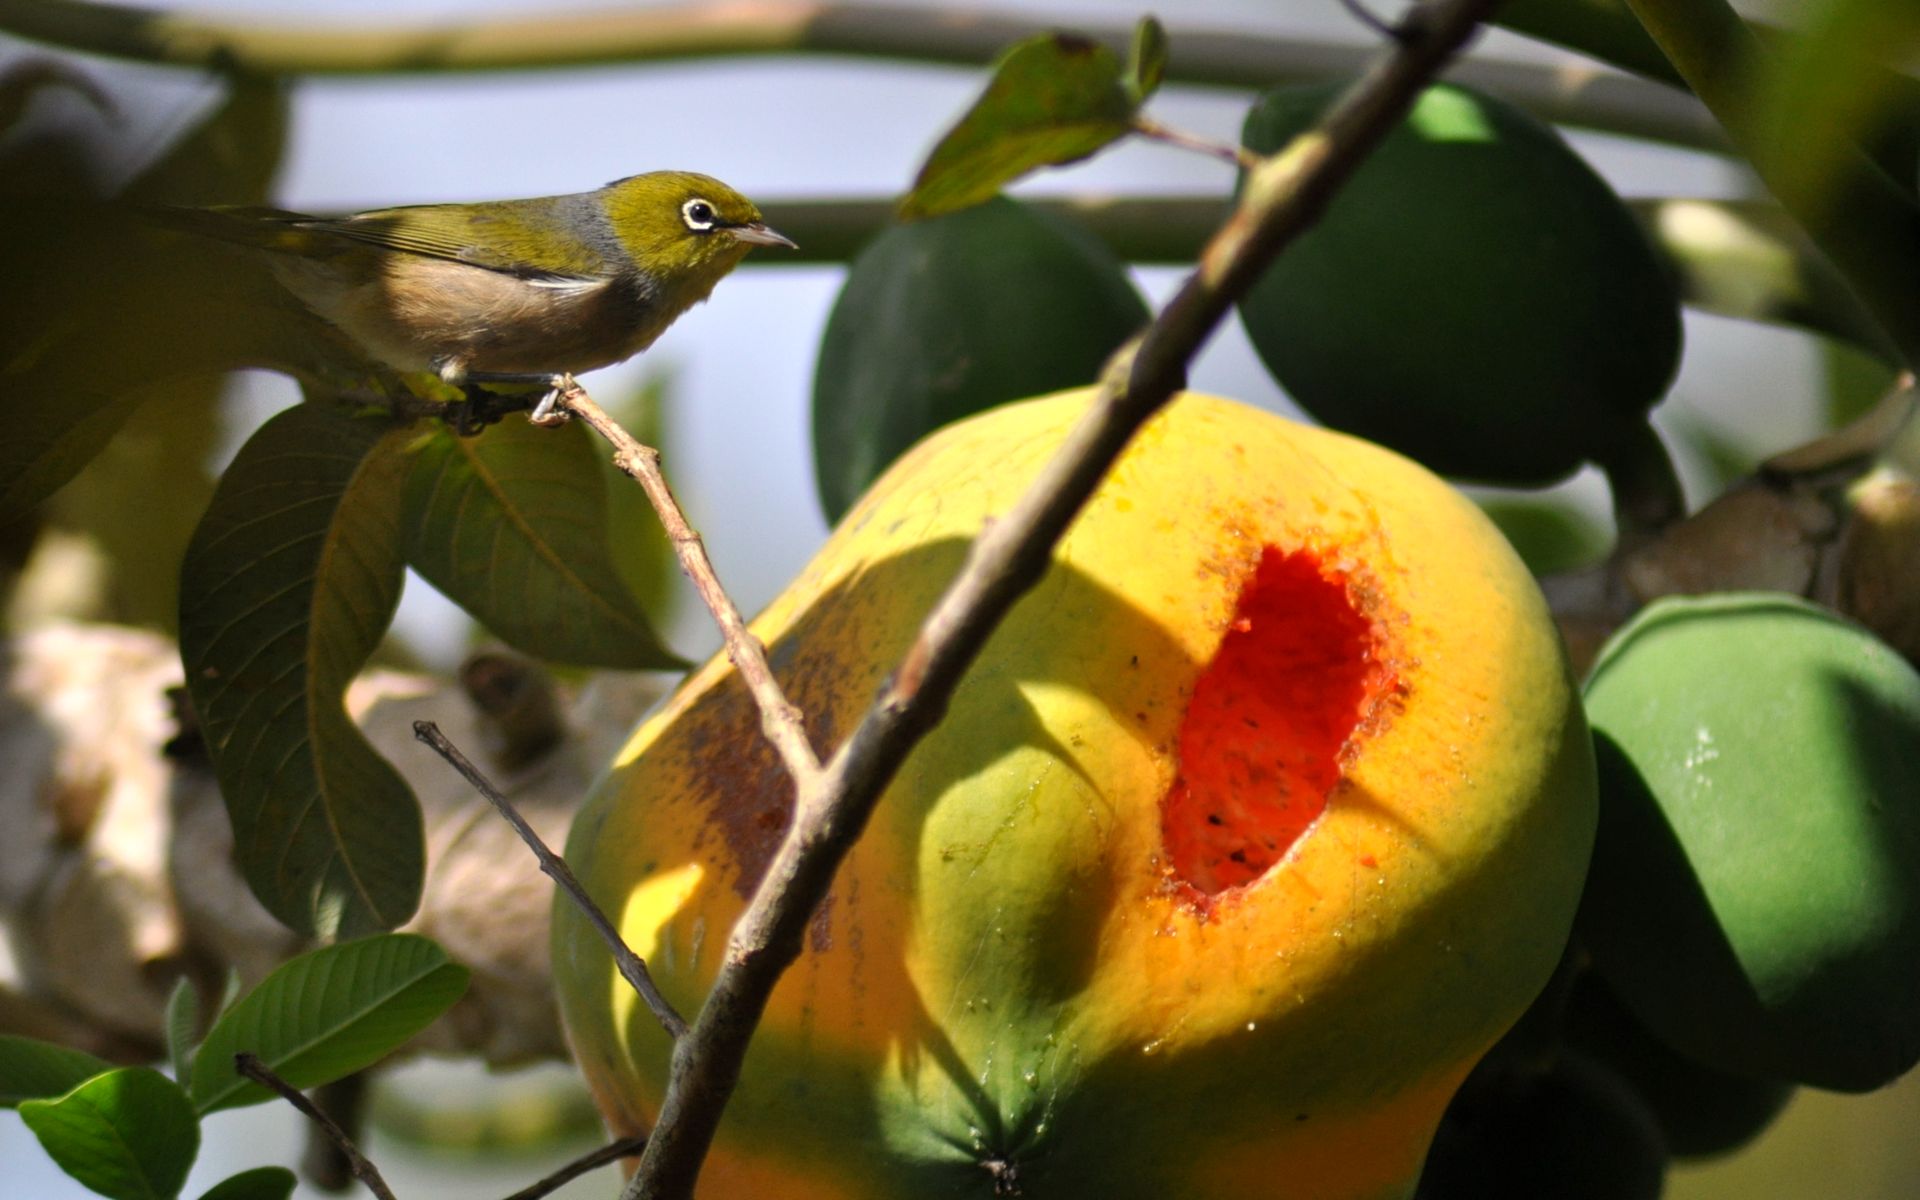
(294, 201, 609, 281)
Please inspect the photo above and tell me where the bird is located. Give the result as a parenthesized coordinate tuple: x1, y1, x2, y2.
(155, 170, 795, 421)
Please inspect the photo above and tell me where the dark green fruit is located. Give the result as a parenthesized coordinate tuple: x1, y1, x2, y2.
(811, 196, 1147, 522)
(1564, 975, 1794, 1159)
(1581, 593, 1920, 1091)
(1417, 1052, 1666, 1200)
(1238, 83, 1682, 484)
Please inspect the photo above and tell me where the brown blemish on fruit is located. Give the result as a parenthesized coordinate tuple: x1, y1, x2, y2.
(1161, 546, 1401, 903)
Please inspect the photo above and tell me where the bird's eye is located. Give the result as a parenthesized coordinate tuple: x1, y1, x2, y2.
(681, 198, 718, 232)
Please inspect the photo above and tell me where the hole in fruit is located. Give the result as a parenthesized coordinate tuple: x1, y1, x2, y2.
(1162, 546, 1395, 899)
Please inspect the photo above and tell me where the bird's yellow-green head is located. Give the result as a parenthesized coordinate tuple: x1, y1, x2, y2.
(598, 170, 794, 294)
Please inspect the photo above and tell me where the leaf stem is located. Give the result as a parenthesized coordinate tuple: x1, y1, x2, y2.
(412, 719, 689, 1042)
(234, 1053, 399, 1200)
(619, 1, 1507, 1196)
(1130, 116, 1258, 170)
(501, 1135, 650, 1200)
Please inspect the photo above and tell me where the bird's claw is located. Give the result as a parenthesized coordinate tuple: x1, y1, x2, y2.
(529, 374, 579, 427)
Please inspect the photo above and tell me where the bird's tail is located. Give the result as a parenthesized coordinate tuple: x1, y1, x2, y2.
(141, 204, 329, 254)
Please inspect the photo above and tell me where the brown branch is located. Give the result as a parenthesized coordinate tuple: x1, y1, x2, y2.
(550, 379, 823, 788)
(0, 1, 1726, 152)
(620, 1, 1506, 1196)
(500, 1135, 649, 1200)
(234, 1052, 399, 1200)
(412, 719, 689, 1042)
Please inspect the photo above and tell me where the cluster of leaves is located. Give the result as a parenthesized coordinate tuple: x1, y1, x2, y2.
(0, 935, 467, 1200)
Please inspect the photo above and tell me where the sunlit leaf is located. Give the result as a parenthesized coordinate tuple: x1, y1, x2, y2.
(179, 404, 422, 939)
(19, 1067, 198, 1200)
(901, 32, 1138, 219)
(0, 1035, 112, 1108)
(189, 934, 468, 1114)
(402, 417, 683, 669)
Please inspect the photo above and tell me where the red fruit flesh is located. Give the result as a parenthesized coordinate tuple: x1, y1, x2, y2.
(1162, 547, 1396, 900)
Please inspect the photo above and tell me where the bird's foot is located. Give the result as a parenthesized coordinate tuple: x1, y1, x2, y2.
(529, 374, 581, 427)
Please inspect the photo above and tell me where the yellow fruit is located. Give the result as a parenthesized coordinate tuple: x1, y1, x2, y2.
(555, 389, 1596, 1199)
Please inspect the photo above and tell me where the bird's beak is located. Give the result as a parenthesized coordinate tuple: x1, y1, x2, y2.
(731, 222, 798, 250)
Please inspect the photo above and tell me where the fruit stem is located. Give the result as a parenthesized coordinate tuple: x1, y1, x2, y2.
(1598, 419, 1687, 551)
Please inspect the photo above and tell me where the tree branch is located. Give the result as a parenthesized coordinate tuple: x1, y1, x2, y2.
(412, 719, 688, 1042)
(551, 381, 823, 788)
(0, 0, 1725, 150)
(620, 1, 1508, 1196)
(235, 1053, 399, 1200)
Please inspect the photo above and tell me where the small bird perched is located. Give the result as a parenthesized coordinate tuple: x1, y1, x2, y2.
(160, 170, 794, 419)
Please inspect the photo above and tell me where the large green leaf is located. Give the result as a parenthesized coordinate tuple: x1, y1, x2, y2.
(194, 1169, 296, 1200)
(900, 30, 1139, 219)
(812, 197, 1147, 521)
(0, 1035, 112, 1107)
(188, 934, 468, 1114)
(19, 1067, 199, 1200)
(0, 383, 141, 525)
(401, 417, 682, 668)
(178, 403, 421, 938)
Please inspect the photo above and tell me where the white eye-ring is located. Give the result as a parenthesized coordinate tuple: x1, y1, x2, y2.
(681, 198, 718, 232)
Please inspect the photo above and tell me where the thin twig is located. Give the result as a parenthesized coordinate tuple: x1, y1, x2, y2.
(412, 719, 689, 1042)
(550, 379, 823, 787)
(1336, 0, 1408, 43)
(501, 1135, 650, 1200)
(234, 1053, 399, 1200)
(621, 1, 1505, 1196)
(1130, 116, 1259, 170)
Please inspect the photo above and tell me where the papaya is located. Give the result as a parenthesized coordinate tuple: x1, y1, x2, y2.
(1237, 83, 1682, 485)
(554, 389, 1597, 1198)
(1580, 593, 1920, 1091)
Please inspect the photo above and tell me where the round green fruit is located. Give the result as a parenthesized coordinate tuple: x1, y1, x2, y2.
(556, 389, 1596, 1198)
(1581, 593, 1920, 1091)
(811, 196, 1146, 521)
(1237, 83, 1682, 485)
(1563, 974, 1793, 1159)
(1416, 1052, 1667, 1200)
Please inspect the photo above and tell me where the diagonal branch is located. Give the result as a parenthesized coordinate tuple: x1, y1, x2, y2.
(621, 1, 1507, 1197)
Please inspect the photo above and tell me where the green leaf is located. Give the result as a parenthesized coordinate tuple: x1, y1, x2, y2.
(123, 73, 287, 205)
(813, 197, 1147, 521)
(0, 1035, 113, 1107)
(1124, 16, 1168, 106)
(165, 978, 199, 1086)
(193, 1168, 296, 1200)
(19, 1067, 199, 1200)
(178, 404, 422, 939)
(189, 933, 468, 1114)
(1753, 0, 1920, 217)
(0, 384, 143, 525)
(401, 417, 683, 669)
(900, 32, 1138, 219)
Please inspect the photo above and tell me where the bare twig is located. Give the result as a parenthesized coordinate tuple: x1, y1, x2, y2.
(501, 1135, 649, 1200)
(234, 1053, 399, 1200)
(549, 379, 823, 788)
(621, 1, 1506, 1196)
(1130, 116, 1259, 170)
(412, 719, 689, 1042)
